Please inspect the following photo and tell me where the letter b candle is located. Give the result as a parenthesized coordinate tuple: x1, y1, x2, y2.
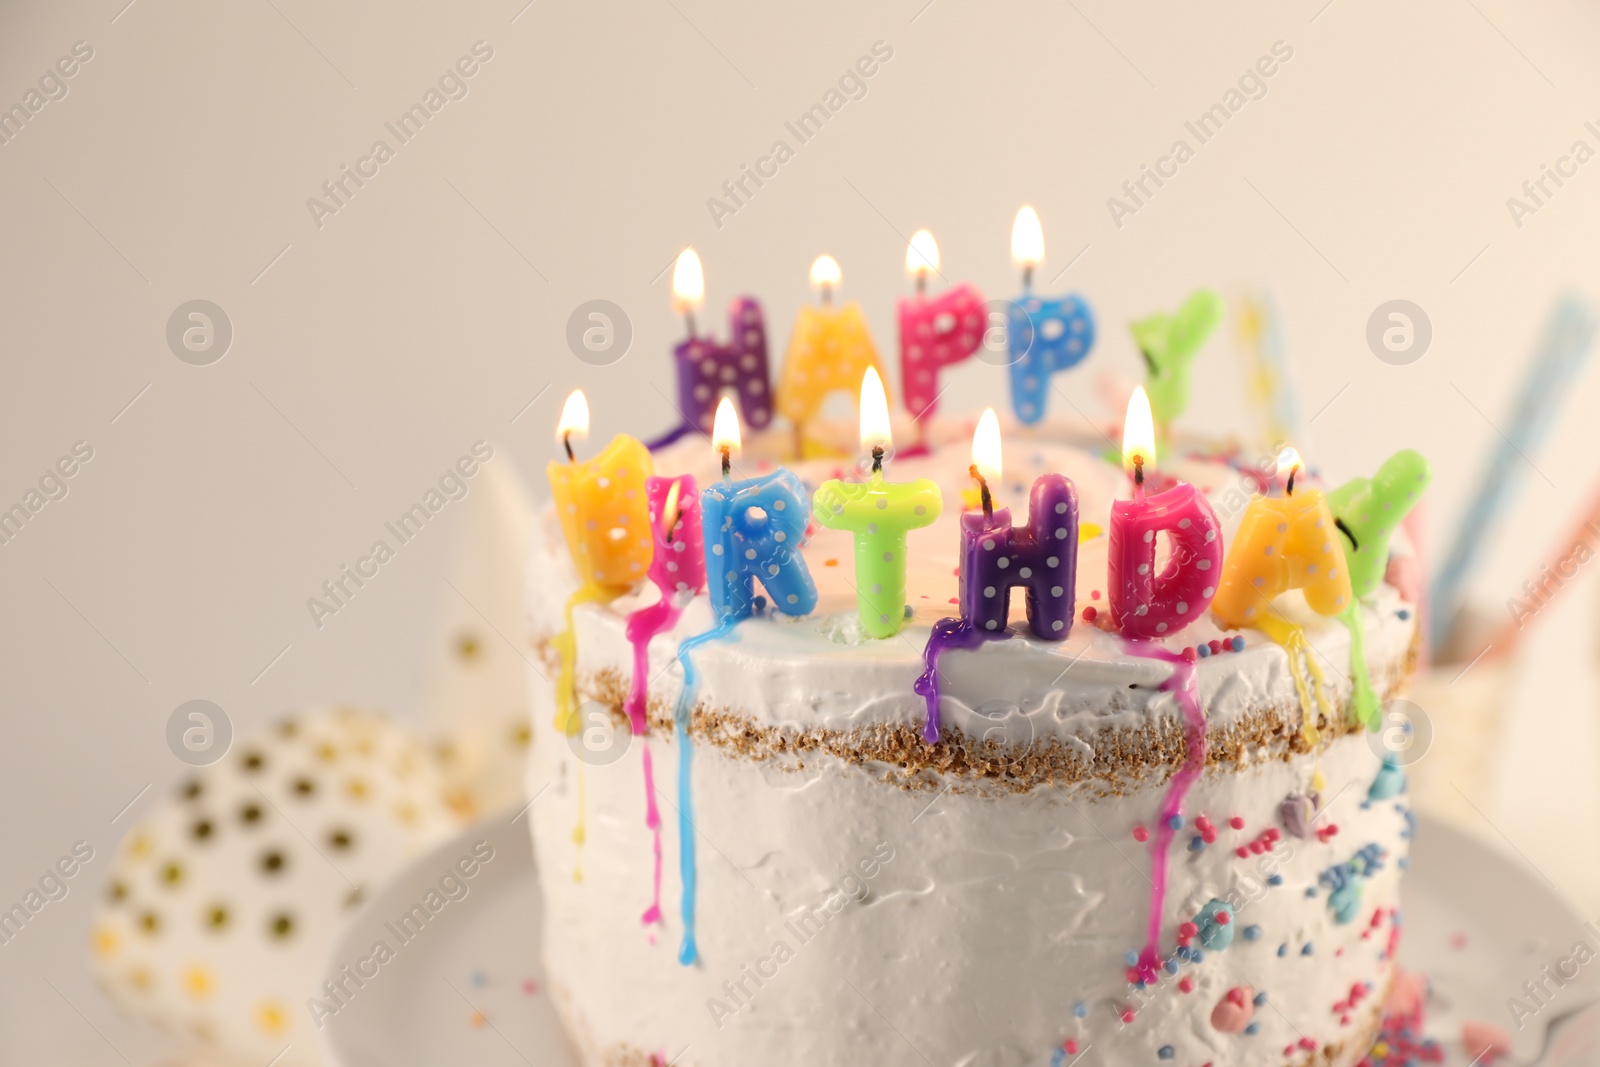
(962, 476, 1079, 639)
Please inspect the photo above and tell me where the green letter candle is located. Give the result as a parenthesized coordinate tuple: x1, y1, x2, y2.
(813, 368, 942, 638)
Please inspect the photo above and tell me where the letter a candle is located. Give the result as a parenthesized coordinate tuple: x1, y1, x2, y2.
(1212, 447, 1353, 745)
(813, 368, 942, 639)
(777, 255, 887, 456)
(1108, 386, 1223, 986)
(914, 408, 1078, 742)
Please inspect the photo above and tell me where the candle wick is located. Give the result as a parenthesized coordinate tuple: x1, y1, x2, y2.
(1022, 264, 1033, 291)
(720, 446, 732, 480)
(871, 445, 884, 475)
(685, 309, 697, 340)
(969, 463, 993, 521)
(1335, 517, 1359, 552)
(915, 274, 927, 297)
(821, 285, 833, 307)
(1133, 456, 1145, 489)
(563, 432, 575, 464)
(664, 508, 682, 544)
(1286, 467, 1298, 496)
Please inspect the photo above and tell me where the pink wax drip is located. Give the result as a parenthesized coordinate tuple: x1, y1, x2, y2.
(625, 474, 705, 929)
(1123, 638, 1207, 984)
(913, 617, 997, 744)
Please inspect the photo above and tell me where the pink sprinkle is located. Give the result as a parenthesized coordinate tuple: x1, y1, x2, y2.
(1132, 825, 1150, 843)
(1063, 1039, 1079, 1054)
(1120, 1009, 1136, 1024)
(1340, 1014, 1350, 1026)
(1090, 589, 1102, 600)
(1216, 911, 1230, 925)
(1201, 829, 1217, 844)
(1299, 1037, 1318, 1050)
(1229, 816, 1245, 830)
(1182, 647, 1197, 662)
(1195, 815, 1213, 832)
(1083, 606, 1098, 622)
(1235, 846, 1250, 859)
(948, 597, 959, 605)
(1208, 639, 1223, 654)
(1179, 977, 1195, 993)
(1451, 932, 1468, 949)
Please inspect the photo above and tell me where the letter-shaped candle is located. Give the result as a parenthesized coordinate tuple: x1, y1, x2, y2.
(701, 399, 817, 620)
(1007, 206, 1096, 425)
(899, 229, 985, 428)
(961, 412, 1079, 638)
(777, 255, 887, 450)
(656, 248, 772, 447)
(813, 368, 942, 638)
(623, 475, 705, 926)
(1107, 387, 1223, 638)
(1131, 289, 1223, 428)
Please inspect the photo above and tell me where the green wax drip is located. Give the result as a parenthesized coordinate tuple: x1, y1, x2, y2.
(1341, 602, 1379, 731)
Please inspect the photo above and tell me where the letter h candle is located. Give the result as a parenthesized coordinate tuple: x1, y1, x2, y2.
(655, 249, 772, 449)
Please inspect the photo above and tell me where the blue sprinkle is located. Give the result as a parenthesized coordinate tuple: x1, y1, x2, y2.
(1125, 950, 1139, 966)
(1243, 924, 1262, 941)
(1277, 943, 1288, 957)
(1399, 857, 1410, 870)
(1398, 609, 1411, 620)
(1253, 991, 1268, 1005)
(1305, 887, 1318, 898)
(1230, 636, 1245, 652)
(1073, 1001, 1088, 1019)
(1168, 814, 1185, 830)
(470, 969, 486, 987)
(1135, 980, 1147, 991)
(1158, 1046, 1175, 1060)
(1267, 874, 1283, 886)
(1197, 643, 1211, 658)
(1302, 942, 1315, 956)
(1190, 950, 1205, 964)
(1164, 958, 1179, 975)
(1245, 1022, 1260, 1036)
(1050, 1049, 1066, 1067)
(1189, 835, 1205, 851)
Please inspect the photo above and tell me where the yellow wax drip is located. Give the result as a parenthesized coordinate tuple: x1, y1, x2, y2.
(572, 762, 586, 883)
(553, 581, 622, 883)
(1253, 615, 1335, 748)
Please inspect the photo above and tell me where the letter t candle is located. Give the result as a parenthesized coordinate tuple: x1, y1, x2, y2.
(813, 368, 942, 638)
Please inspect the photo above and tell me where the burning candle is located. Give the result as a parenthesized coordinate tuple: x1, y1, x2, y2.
(913, 408, 1078, 743)
(1006, 206, 1095, 425)
(1130, 289, 1223, 428)
(1212, 446, 1350, 744)
(700, 399, 818, 621)
(545, 390, 654, 734)
(898, 229, 985, 433)
(813, 368, 942, 638)
(651, 248, 773, 450)
(623, 474, 705, 927)
(1327, 449, 1432, 729)
(777, 255, 887, 454)
(1107, 387, 1223, 638)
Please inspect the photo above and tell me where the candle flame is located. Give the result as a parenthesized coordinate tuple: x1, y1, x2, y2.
(1122, 386, 1156, 476)
(1277, 446, 1301, 477)
(671, 247, 705, 313)
(905, 229, 940, 279)
(1011, 205, 1044, 267)
(712, 395, 742, 457)
(971, 407, 1003, 485)
(660, 479, 683, 540)
(859, 367, 892, 456)
(557, 389, 590, 443)
(809, 254, 842, 292)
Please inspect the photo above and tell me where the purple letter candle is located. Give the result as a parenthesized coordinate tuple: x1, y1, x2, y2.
(960, 475, 1079, 639)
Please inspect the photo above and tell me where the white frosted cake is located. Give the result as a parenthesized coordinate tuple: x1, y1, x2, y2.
(524, 415, 1421, 1067)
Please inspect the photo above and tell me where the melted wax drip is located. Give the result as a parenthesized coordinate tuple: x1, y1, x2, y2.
(625, 590, 692, 927)
(1252, 613, 1335, 747)
(555, 583, 624, 881)
(913, 617, 999, 744)
(1124, 638, 1207, 985)
(1339, 603, 1379, 730)
(672, 614, 738, 966)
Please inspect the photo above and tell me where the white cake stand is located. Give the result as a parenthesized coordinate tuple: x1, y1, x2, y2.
(318, 811, 1597, 1067)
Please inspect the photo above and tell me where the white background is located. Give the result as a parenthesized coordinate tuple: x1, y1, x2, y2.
(2, 0, 1600, 1062)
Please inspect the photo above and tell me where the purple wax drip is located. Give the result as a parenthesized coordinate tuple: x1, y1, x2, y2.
(913, 617, 996, 744)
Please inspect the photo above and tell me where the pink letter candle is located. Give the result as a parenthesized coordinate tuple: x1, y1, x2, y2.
(899, 229, 986, 430)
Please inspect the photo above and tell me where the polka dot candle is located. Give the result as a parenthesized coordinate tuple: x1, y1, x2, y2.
(668, 298, 772, 438)
(702, 469, 816, 622)
(776, 256, 886, 447)
(1107, 389, 1223, 639)
(813, 369, 942, 639)
(1008, 208, 1095, 426)
(1211, 462, 1353, 628)
(960, 474, 1079, 639)
(898, 278, 985, 428)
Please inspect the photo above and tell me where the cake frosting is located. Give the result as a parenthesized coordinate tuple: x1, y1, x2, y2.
(524, 413, 1420, 1066)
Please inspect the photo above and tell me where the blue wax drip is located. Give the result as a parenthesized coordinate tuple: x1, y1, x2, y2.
(673, 613, 738, 966)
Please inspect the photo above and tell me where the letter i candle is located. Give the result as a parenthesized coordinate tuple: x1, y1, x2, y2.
(623, 474, 704, 927)
(1107, 386, 1223, 986)
(672, 398, 817, 965)
(914, 408, 1078, 743)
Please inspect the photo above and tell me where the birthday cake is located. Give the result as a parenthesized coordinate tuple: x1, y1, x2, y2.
(523, 391, 1428, 1067)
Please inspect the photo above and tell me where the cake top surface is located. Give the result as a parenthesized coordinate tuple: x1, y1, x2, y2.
(527, 413, 1417, 741)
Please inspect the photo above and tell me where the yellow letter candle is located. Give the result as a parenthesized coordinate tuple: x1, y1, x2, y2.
(1211, 448, 1351, 744)
(813, 368, 942, 639)
(546, 390, 654, 736)
(777, 255, 888, 455)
